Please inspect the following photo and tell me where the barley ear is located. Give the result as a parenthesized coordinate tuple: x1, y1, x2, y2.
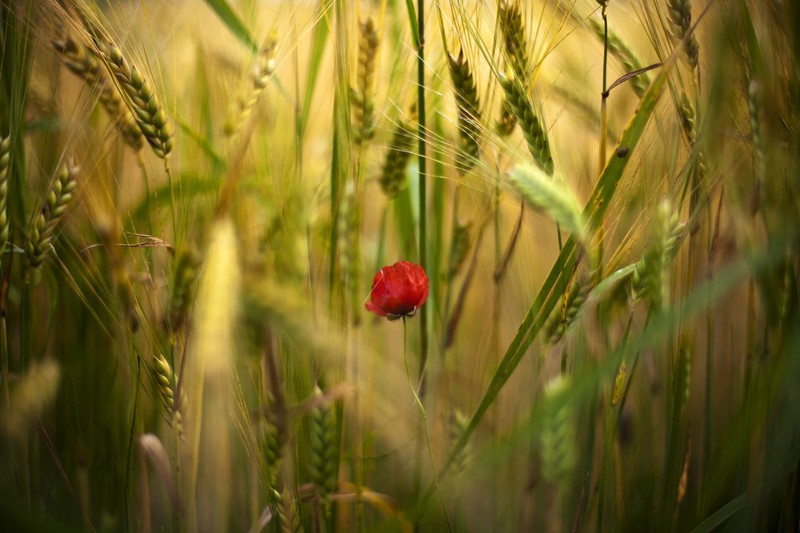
(611, 361, 627, 406)
(667, 0, 700, 68)
(339, 181, 362, 325)
(25, 161, 80, 282)
(747, 80, 763, 214)
(352, 18, 379, 144)
(225, 36, 278, 136)
(379, 111, 416, 198)
(105, 46, 173, 159)
(508, 164, 585, 244)
(0, 136, 10, 258)
(260, 392, 287, 491)
(309, 386, 338, 515)
(545, 272, 592, 344)
(447, 221, 472, 281)
(54, 37, 143, 151)
(498, 0, 531, 82)
(1, 359, 61, 440)
(677, 93, 706, 175)
(677, 93, 698, 144)
(498, 75, 553, 175)
(447, 49, 482, 175)
(152, 353, 187, 441)
(496, 96, 517, 137)
(540, 376, 576, 497)
(166, 246, 201, 336)
(631, 201, 684, 309)
(449, 410, 472, 479)
(276, 487, 303, 533)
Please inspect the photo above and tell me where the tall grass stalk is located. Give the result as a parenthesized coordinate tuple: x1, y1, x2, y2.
(598, 1, 609, 272)
(415, 0, 429, 387)
(183, 217, 240, 531)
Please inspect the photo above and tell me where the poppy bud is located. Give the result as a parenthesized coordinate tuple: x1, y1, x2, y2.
(365, 261, 429, 320)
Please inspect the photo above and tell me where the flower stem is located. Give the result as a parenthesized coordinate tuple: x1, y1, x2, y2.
(404, 317, 450, 531)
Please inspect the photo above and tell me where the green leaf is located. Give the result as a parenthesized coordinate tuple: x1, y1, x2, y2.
(202, 0, 258, 53)
(174, 114, 225, 170)
(403, 0, 420, 48)
(300, 0, 332, 135)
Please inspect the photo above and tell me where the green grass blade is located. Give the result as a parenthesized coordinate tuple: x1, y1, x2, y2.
(299, 0, 332, 135)
(392, 171, 419, 261)
(201, 0, 258, 53)
(690, 495, 745, 533)
(403, 0, 420, 48)
(174, 114, 225, 170)
(128, 175, 220, 225)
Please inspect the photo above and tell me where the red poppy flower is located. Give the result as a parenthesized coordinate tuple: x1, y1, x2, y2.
(365, 261, 429, 320)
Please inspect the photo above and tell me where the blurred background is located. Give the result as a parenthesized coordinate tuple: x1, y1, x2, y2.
(0, 0, 798, 531)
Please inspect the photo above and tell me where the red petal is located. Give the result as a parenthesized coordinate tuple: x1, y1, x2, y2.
(365, 299, 387, 316)
(365, 261, 429, 319)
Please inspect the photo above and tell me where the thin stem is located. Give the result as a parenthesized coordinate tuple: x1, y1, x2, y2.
(442, 187, 460, 344)
(598, 5, 609, 269)
(601, 5, 609, 96)
(417, 0, 429, 392)
(404, 317, 451, 532)
(493, 181, 501, 363)
(413, 6, 430, 521)
(164, 158, 178, 246)
(125, 352, 142, 532)
(0, 316, 8, 406)
(1, 247, 12, 407)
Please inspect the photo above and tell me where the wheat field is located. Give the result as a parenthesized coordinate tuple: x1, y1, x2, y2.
(0, 0, 798, 531)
